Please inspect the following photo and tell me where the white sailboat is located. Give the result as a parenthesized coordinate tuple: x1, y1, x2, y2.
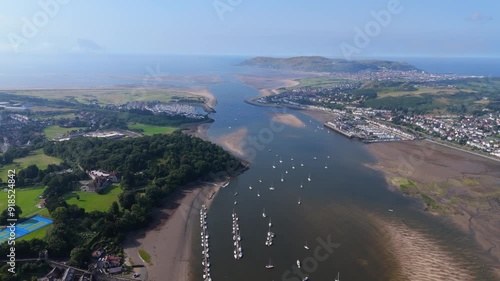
(325, 162, 328, 169)
(335, 272, 340, 281)
(268, 218, 272, 227)
(298, 197, 301, 205)
(257, 190, 260, 197)
(307, 173, 311, 182)
(249, 185, 252, 190)
(292, 165, 295, 169)
(272, 162, 276, 169)
(301, 161, 304, 167)
(313, 156, 317, 160)
(296, 259, 301, 268)
(304, 241, 309, 250)
(259, 178, 262, 183)
(300, 182, 303, 188)
(279, 157, 283, 163)
(262, 208, 266, 218)
(281, 174, 284, 182)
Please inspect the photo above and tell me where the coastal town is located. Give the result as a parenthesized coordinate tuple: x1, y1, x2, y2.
(250, 70, 500, 159)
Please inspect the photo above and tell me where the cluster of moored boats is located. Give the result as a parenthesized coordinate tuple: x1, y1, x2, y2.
(265, 217, 274, 246)
(200, 205, 211, 281)
(202, 148, 342, 280)
(232, 210, 243, 260)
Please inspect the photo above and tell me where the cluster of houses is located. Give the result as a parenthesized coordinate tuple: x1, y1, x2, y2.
(266, 83, 361, 106)
(122, 100, 205, 119)
(400, 113, 500, 157)
(80, 170, 120, 193)
(92, 249, 124, 275)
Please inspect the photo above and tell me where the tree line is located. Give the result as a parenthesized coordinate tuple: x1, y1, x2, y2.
(0, 132, 241, 279)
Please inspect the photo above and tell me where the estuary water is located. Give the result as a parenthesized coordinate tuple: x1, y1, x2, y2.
(0, 54, 497, 280)
(189, 74, 497, 281)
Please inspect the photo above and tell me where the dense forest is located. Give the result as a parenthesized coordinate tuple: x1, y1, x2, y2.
(0, 132, 242, 280)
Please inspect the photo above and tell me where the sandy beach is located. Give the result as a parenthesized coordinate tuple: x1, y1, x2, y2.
(216, 127, 248, 158)
(123, 180, 227, 281)
(365, 140, 500, 278)
(236, 74, 301, 91)
(271, 113, 305, 128)
(237, 74, 300, 100)
(184, 86, 218, 110)
(182, 122, 212, 141)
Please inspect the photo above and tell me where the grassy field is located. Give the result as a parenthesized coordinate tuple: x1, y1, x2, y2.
(375, 86, 471, 99)
(9, 88, 204, 106)
(38, 113, 78, 120)
(28, 106, 74, 112)
(127, 123, 177, 135)
(292, 77, 352, 89)
(138, 249, 152, 264)
(0, 149, 62, 182)
(65, 184, 122, 212)
(44, 125, 86, 140)
(0, 186, 47, 218)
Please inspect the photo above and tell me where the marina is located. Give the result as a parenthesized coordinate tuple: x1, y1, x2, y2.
(199, 205, 212, 281)
(232, 211, 243, 260)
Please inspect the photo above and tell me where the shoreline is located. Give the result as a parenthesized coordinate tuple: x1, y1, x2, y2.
(122, 180, 229, 281)
(364, 140, 500, 278)
(241, 75, 500, 279)
(124, 121, 250, 281)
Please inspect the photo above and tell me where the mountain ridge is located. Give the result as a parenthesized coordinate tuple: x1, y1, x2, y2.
(239, 56, 421, 73)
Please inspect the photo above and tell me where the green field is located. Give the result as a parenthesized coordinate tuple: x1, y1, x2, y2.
(127, 123, 177, 135)
(375, 86, 472, 99)
(38, 113, 78, 120)
(44, 125, 86, 140)
(138, 249, 152, 264)
(65, 185, 122, 212)
(0, 149, 62, 182)
(0, 186, 47, 218)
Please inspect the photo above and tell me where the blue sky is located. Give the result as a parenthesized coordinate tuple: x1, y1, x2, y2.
(0, 0, 498, 58)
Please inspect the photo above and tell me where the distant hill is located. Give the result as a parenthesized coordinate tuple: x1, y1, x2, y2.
(238, 56, 420, 73)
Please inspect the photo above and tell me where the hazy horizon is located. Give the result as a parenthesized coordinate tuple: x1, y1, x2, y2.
(1, 1, 498, 58)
